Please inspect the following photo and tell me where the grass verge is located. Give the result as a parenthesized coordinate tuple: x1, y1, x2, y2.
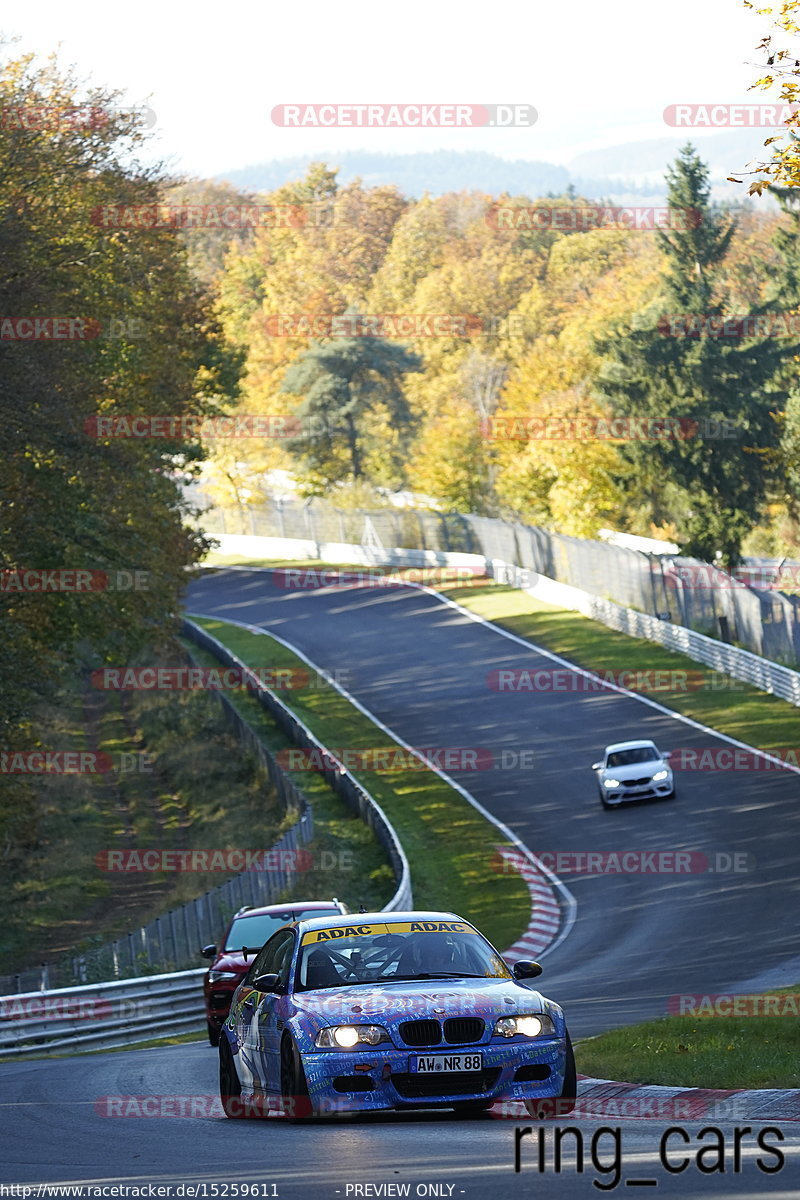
(436, 582, 800, 752)
(4, 656, 284, 977)
(576, 987, 800, 1089)
(198, 558, 800, 764)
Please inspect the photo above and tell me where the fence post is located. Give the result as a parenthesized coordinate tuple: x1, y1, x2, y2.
(169, 909, 179, 967)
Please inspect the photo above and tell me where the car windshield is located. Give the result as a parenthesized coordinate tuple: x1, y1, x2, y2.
(225, 909, 340, 952)
(295, 920, 512, 991)
(606, 747, 658, 767)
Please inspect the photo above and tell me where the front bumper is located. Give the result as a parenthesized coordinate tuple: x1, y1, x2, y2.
(297, 1038, 566, 1113)
(205, 979, 246, 1027)
(603, 781, 673, 803)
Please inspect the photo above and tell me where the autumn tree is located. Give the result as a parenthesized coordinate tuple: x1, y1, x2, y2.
(0, 51, 231, 868)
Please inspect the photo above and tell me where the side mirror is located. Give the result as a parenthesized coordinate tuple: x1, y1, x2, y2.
(201, 944, 217, 960)
(591, 762, 603, 771)
(513, 960, 543, 980)
(662, 750, 672, 758)
(242, 946, 254, 960)
(252, 972, 281, 993)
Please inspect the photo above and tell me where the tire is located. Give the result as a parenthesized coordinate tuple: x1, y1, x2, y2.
(207, 1021, 220, 1047)
(280, 1035, 313, 1120)
(219, 1036, 247, 1119)
(523, 1030, 577, 1119)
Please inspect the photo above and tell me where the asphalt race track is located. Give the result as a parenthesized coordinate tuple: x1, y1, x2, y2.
(3, 568, 800, 1198)
(184, 570, 800, 1035)
(3, 1042, 800, 1196)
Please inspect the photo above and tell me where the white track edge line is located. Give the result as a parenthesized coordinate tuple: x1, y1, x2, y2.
(188, 609, 577, 959)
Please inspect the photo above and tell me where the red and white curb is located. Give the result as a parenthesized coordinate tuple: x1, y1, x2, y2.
(496, 847, 562, 962)
(489, 1077, 800, 1121)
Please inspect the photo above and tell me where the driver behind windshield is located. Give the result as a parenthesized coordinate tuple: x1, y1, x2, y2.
(296, 926, 509, 991)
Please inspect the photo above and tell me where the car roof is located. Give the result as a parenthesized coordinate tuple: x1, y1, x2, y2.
(294, 909, 465, 932)
(231, 901, 344, 920)
(604, 739, 658, 754)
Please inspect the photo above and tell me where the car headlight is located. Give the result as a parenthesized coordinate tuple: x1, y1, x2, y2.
(493, 1014, 555, 1038)
(208, 970, 240, 982)
(315, 1024, 392, 1049)
(652, 769, 670, 781)
(603, 778, 621, 788)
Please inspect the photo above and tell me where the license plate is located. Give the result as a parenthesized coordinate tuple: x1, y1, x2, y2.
(411, 1053, 483, 1073)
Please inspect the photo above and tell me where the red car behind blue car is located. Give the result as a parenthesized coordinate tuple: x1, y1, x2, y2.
(202, 900, 347, 1044)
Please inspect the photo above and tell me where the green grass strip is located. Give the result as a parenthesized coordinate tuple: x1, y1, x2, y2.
(576, 987, 800, 1089)
(435, 582, 800, 752)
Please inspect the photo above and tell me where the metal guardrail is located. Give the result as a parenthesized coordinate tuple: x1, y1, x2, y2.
(0, 970, 206, 1057)
(493, 561, 800, 708)
(197, 496, 800, 665)
(182, 619, 412, 913)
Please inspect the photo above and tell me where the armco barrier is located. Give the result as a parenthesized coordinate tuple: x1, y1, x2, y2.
(492, 561, 800, 707)
(182, 619, 412, 914)
(0, 620, 411, 1000)
(0, 970, 206, 1058)
(204, 532, 800, 709)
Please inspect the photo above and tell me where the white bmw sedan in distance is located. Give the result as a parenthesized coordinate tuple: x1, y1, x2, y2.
(591, 739, 675, 808)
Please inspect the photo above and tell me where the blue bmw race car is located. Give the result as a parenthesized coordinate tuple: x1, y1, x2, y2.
(218, 909, 576, 1118)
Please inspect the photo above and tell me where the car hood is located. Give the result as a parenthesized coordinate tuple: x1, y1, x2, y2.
(292, 976, 548, 1024)
(603, 760, 666, 779)
(209, 951, 250, 973)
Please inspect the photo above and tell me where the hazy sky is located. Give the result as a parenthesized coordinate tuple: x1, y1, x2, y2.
(1, 0, 787, 176)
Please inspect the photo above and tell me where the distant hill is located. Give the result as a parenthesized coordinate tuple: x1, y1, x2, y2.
(217, 136, 770, 206)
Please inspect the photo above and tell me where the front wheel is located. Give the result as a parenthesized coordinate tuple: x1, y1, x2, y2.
(280, 1036, 313, 1120)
